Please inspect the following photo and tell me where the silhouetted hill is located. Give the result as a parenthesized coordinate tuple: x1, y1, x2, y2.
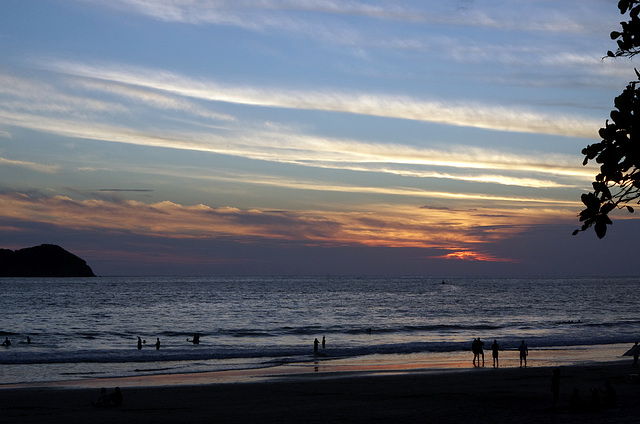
(0, 244, 96, 277)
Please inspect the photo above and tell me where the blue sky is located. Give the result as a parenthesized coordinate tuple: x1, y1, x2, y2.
(1, 0, 639, 276)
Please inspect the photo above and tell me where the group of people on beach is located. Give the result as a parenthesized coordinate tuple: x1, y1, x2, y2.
(92, 387, 123, 408)
(551, 367, 617, 413)
(472, 338, 528, 368)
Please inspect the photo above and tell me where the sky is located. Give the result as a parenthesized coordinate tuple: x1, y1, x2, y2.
(1, 0, 639, 277)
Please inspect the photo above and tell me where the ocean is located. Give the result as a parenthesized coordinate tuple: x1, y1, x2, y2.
(1, 276, 639, 385)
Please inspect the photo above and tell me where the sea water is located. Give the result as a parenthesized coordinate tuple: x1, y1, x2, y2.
(1, 276, 639, 384)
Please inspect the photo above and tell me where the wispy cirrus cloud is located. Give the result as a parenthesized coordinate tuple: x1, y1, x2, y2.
(44, 61, 601, 138)
(92, 0, 603, 35)
(0, 104, 592, 195)
(0, 156, 58, 173)
(75, 78, 236, 122)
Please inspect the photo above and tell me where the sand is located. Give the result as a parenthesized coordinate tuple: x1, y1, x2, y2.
(2, 354, 640, 424)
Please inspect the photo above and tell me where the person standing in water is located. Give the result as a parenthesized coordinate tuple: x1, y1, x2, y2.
(314, 338, 319, 354)
(155, 338, 160, 350)
(137, 336, 142, 350)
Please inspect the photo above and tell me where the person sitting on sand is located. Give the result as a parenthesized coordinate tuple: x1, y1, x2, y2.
(110, 387, 123, 407)
(601, 380, 616, 409)
(587, 388, 600, 412)
(92, 387, 111, 407)
(551, 368, 561, 410)
(518, 340, 528, 368)
(569, 388, 582, 413)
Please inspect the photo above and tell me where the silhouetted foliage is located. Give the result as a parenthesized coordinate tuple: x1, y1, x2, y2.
(607, 0, 640, 59)
(576, 0, 640, 238)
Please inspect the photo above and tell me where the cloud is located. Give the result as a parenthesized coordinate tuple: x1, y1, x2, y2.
(0, 104, 592, 196)
(430, 250, 518, 263)
(45, 61, 601, 138)
(93, 0, 605, 35)
(99, 189, 154, 192)
(75, 78, 236, 122)
(0, 156, 59, 173)
(0, 73, 127, 116)
(0, 191, 577, 253)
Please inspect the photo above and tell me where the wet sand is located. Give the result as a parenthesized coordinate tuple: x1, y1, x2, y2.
(2, 353, 640, 423)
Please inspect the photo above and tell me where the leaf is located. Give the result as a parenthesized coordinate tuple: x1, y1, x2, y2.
(581, 193, 599, 209)
(572, 229, 580, 236)
(601, 202, 616, 214)
(628, 206, 635, 213)
(595, 220, 608, 239)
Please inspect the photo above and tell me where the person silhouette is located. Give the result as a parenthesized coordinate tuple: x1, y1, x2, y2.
(588, 388, 600, 412)
(518, 340, 528, 367)
(322, 336, 325, 349)
(491, 340, 499, 368)
(551, 368, 561, 410)
(2, 337, 10, 347)
(155, 338, 160, 350)
(472, 338, 479, 366)
(137, 336, 142, 350)
(601, 380, 617, 409)
(314, 338, 319, 354)
(569, 388, 582, 413)
(110, 387, 123, 407)
(92, 387, 111, 407)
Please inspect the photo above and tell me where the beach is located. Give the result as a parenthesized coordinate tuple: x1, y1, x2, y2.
(3, 277, 640, 422)
(2, 351, 639, 424)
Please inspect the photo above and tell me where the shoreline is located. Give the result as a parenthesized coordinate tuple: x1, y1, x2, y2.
(1, 343, 632, 389)
(2, 360, 639, 423)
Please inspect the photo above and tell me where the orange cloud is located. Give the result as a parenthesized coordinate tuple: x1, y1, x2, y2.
(431, 251, 518, 263)
(0, 192, 574, 254)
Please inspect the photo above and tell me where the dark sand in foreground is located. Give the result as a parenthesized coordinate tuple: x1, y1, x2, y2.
(3, 361, 640, 423)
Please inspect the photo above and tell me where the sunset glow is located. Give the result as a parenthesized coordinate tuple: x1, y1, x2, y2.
(1, 1, 638, 275)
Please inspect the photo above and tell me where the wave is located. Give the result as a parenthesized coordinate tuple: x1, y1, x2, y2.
(1, 334, 635, 366)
